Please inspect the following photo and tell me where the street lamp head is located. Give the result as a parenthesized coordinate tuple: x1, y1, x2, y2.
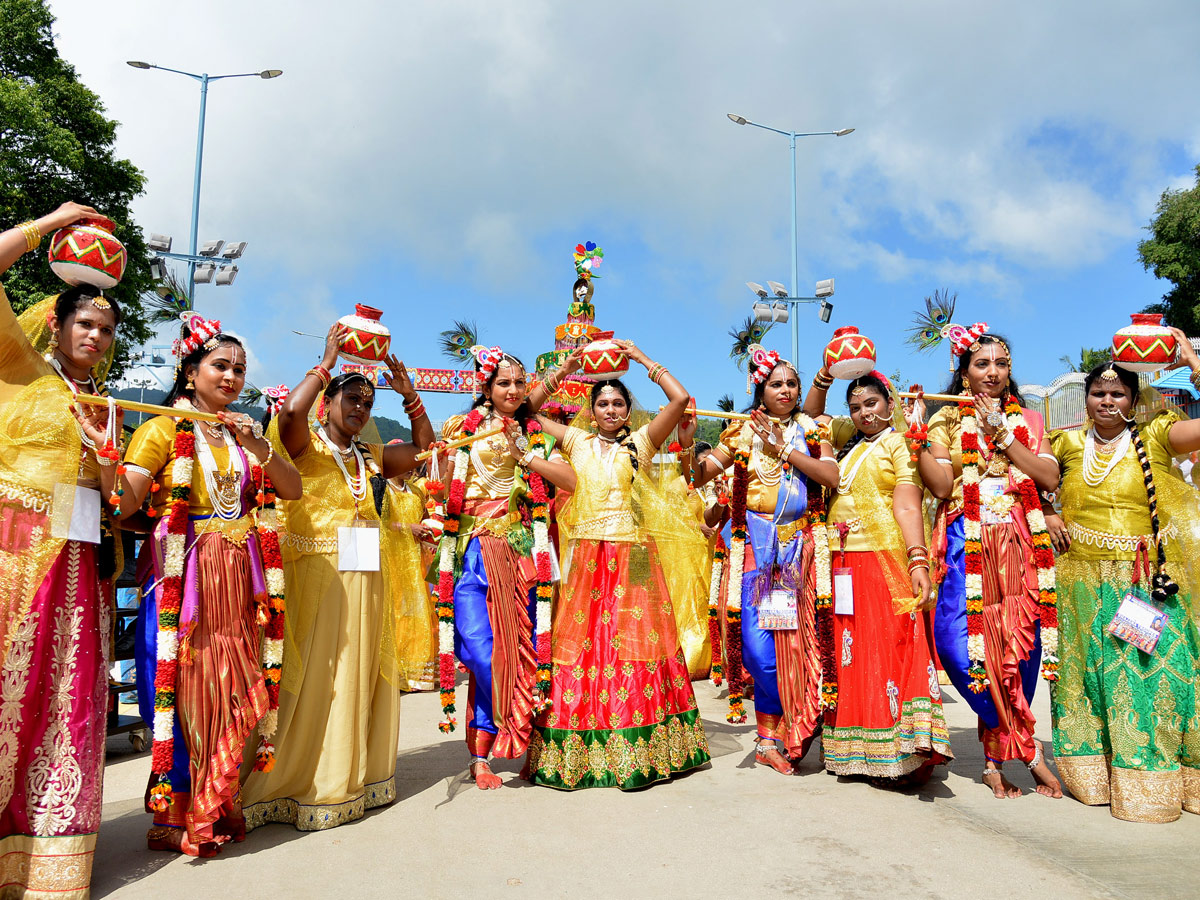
(766, 281, 789, 298)
(260, 69, 283, 79)
(745, 281, 768, 299)
(126, 60, 152, 69)
(834, 128, 855, 137)
(727, 113, 748, 126)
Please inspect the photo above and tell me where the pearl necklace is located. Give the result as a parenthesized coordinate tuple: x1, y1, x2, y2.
(467, 415, 515, 497)
(195, 425, 245, 519)
(317, 425, 368, 503)
(1082, 426, 1130, 487)
(837, 427, 893, 495)
(750, 420, 798, 487)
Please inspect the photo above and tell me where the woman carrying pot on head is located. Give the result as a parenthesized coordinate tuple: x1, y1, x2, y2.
(1047, 349, 1200, 823)
(683, 334, 840, 775)
(433, 327, 576, 789)
(904, 315, 1062, 800)
(803, 365, 953, 784)
(240, 322, 435, 831)
(0, 203, 128, 896)
(528, 341, 711, 789)
(118, 316, 302, 856)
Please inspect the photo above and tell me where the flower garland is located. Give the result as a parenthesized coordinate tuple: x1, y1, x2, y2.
(147, 418, 194, 811)
(904, 421, 930, 463)
(251, 464, 286, 771)
(959, 396, 1058, 691)
(806, 429, 837, 708)
(724, 448, 749, 724)
(522, 422, 554, 709)
(708, 539, 726, 686)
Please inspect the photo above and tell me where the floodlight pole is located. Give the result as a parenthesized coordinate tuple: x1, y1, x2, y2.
(127, 62, 282, 298)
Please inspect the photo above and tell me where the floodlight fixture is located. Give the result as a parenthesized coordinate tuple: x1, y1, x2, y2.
(220, 241, 248, 259)
(746, 281, 768, 299)
(198, 240, 224, 257)
(149, 258, 168, 281)
(766, 280, 789, 298)
(147, 233, 172, 252)
(819, 300, 833, 323)
(727, 113, 748, 126)
(815, 278, 835, 298)
(194, 263, 216, 284)
(215, 265, 239, 286)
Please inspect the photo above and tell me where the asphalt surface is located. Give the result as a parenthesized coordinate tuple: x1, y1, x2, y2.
(93, 676, 1200, 899)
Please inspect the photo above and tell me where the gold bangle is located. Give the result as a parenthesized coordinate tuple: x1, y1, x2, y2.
(261, 443, 275, 467)
(17, 221, 41, 253)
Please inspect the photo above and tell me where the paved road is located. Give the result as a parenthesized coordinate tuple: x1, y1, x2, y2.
(93, 678, 1199, 899)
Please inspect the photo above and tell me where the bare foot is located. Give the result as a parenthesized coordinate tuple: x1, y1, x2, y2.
(982, 766, 1021, 798)
(1030, 743, 1063, 798)
(755, 741, 793, 775)
(470, 759, 503, 790)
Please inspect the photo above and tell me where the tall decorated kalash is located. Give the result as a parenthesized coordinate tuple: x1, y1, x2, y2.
(531, 241, 604, 418)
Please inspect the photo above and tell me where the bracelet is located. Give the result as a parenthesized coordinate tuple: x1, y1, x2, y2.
(404, 397, 426, 418)
(646, 363, 663, 383)
(17, 221, 41, 253)
(518, 449, 536, 469)
(1190, 370, 1200, 393)
(653, 366, 670, 385)
(995, 429, 1016, 450)
(307, 366, 331, 389)
(906, 545, 929, 558)
(907, 559, 930, 573)
(544, 370, 562, 393)
(812, 373, 834, 390)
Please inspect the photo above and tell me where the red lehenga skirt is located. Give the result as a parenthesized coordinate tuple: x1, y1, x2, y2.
(528, 539, 710, 790)
(0, 540, 108, 900)
(822, 550, 952, 778)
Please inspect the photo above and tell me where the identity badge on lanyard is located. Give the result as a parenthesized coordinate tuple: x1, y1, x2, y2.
(338, 519, 381, 572)
(833, 567, 854, 615)
(1107, 590, 1167, 654)
(51, 483, 101, 544)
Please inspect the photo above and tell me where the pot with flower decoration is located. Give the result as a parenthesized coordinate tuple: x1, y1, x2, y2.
(1111, 313, 1177, 373)
(823, 325, 877, 380)
(337, 304, 392, 365)
(579, 330, 630, 380)
(48, 216, 128, 289)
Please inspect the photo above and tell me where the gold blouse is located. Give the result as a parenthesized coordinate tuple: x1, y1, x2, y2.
(276, 434, 386, 550)
(560, 424, 655, 542)
(1052, 412, 1182, 561)
(443, 413, 564, 503)
(716, 414, 820, 515)
(827, 421, 918, 553)
(126, 415, 250, 516)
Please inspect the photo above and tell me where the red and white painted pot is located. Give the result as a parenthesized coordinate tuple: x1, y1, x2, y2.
(1112, 313, 1176, 373)
(48, 217, 127, 289)
(338, 304, 392, 365)
(823, 325, 877, 380)
(579, 331, 630, 380)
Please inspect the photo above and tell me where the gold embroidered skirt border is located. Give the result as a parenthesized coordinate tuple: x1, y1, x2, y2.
(243, 777, 396, 832)
(0, 833, 95, 900)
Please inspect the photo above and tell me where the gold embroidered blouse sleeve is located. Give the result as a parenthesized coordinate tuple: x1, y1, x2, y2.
(927, 406, 963, 508)
(125, 415, 223, 515)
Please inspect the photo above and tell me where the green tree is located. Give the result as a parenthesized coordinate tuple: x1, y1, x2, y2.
(1138, 164, 1200, 333)
(0, 0, 151, 376)
(1057, 346, 1112, 373)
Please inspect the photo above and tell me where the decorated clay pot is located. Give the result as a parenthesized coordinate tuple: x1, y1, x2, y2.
(823, 325, 877, 380)
(337, 304, 391, 365)
(1112, 313, 1177, 373)
(579, 331, 630, 381)
(48, 217, 127, 289)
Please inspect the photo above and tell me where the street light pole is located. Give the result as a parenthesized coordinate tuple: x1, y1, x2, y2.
(727, 114, 854, 363)
(126, 62, 283, 299)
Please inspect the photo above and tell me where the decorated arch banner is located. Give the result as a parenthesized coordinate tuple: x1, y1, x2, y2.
(342, 365, 484, 394)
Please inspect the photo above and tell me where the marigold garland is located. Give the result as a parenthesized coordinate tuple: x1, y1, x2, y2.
(724, 448, 750, 723)
(960, 396, 1058, 692)
(523, 422, 554, 710)
(708, 539, 726, 686)
(251, 464, 286, 770)
(803, 429, 838, 709)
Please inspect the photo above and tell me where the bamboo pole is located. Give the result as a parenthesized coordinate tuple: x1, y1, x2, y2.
(415, 426, 506, 461)
(659, 407, 752, 421)
(897, 391, 969, 403)
(75, 393, 225, 423)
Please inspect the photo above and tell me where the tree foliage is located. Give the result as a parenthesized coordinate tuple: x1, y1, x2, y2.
(1058, 346, 1112, 373)
(1138, 164, 1200, 333)
(0, 0, 151, 376)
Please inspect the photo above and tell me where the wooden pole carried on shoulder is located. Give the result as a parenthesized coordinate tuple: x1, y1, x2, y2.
(74, 393, 225, 423)
(415, 426, 506, 461)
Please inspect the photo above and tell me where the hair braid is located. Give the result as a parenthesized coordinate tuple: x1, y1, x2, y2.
(1128, 421, 1179, 602)
(835, 429, 867, 464)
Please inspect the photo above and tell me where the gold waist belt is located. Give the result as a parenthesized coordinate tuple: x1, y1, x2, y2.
(776, 515, 810, 546)
(279, 530, 339, 554)
(194, 514, 256, 546)
(1067, 520, 1177, 553)
(572, 510, 636, 539)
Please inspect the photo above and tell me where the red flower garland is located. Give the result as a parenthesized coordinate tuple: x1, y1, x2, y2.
(522, 419, 554, 708)
(805, 431, 838, 708)
(251, 465, 286, 771)
(724, 452, 750, 724)
(708, 539, 727, 686)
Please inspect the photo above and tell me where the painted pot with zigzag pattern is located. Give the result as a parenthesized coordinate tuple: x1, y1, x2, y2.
(48, 217, 127, 289)
(337, 304, 392, 365)
(823, 325, 877, 380)
(579, 331, 630, 381)
(1112, 313, 1176, 373)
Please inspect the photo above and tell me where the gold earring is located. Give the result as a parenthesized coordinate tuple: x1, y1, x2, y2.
(961, 376, 970, 393)
(49, 332, 59, 351)
(186, 376, 195, 391)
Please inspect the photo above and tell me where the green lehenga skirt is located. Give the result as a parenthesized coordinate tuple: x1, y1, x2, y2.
(1051, 556, 1200, 823)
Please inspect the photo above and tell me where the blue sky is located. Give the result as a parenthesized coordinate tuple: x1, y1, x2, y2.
(47, 0, 1200, 424)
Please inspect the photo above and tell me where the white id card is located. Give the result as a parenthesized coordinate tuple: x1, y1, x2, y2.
(1107, 591, 1167, 654)
(979, 477, 1010, 525)
(338, 526, 381, 572)
(51, 483, 101, 544)
(833, 567, 854, 615)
